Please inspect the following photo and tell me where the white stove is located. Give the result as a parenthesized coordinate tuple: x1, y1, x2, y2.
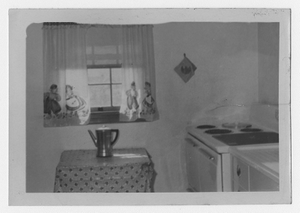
(185, 122, 279, 192)
(186, 122, 278, 153)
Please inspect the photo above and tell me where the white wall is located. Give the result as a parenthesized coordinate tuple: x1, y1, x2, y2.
(258, 23, 280, 105)
(26, 22, 260, 192)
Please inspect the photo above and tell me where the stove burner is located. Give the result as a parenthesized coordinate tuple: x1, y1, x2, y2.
(222, 122, 252, 129)
(197, 125, 216, 129)
(240, 128, 262, 132)
(205, 129, 232, 134)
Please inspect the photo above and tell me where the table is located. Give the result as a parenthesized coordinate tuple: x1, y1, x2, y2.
(54, 148, 155, 193)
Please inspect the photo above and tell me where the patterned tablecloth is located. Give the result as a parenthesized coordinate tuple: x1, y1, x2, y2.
(54, 148, 155, 193)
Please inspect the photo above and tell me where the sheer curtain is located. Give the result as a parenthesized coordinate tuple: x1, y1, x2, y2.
(119, 25, 159, 122)
(43, 23, 90, 127)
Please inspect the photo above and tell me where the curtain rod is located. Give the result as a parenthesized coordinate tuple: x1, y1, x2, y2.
(43, 22, 79, 25)
(43, 22, 153, 27)
(88, 24, 154, 28)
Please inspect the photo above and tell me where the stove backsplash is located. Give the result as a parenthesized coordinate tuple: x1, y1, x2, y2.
(189, 103, 278, 132)
(189, 104, 251, 125)
(249, 104, 279, 132)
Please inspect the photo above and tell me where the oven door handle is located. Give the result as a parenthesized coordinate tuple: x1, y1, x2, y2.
(198, 148, 215, 161)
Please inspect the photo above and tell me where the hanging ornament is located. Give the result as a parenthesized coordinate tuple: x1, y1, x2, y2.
(174, 53, 197, 83)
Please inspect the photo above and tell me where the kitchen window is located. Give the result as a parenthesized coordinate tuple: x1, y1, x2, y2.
(86, 27, 123, 123)
(87, 66, 122, 109)
(87, 66, 122, 123)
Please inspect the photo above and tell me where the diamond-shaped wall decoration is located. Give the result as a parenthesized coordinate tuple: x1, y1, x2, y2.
(174, 54, 197, 83)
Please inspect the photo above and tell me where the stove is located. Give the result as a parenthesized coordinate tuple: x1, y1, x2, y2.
(185, 122, 279, 192)
(190, 122, 278, 147)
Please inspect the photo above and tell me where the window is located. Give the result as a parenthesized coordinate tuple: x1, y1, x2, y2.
(87, 65, 122, 110)
(86, 26, 123, 123)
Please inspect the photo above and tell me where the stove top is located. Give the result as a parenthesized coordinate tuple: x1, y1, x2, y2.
(191, 123, 278, 146)
(213, 132, 279, 146)
(240, 128, 263, 132)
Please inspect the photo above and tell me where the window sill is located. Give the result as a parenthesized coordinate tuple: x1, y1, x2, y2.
(88, 111, 148, 124)
(89, 111, 120, 124)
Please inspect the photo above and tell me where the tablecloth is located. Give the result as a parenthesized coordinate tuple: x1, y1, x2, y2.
(54, 148, 154, 193)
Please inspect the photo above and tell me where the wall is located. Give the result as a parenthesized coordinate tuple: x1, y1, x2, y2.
(258, 23, 279, 105)
(26, 22, 260, 192)
(154, 23, 259, 125)
(246, 23, 280, 132)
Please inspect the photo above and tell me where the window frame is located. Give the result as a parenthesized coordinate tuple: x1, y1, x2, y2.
(87, 64, 123, 124)
(87, 64, 122, 108)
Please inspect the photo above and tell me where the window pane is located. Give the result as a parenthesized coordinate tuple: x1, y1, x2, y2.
(94, 59, 118, 65)
(112, 68, 122, 83)
(112, 85, 122, 106)
(88, 68, 110, 84)
(89, 85, 111, 107)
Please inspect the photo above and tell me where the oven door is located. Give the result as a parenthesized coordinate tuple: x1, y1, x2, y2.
(186, 136, 223, 192)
